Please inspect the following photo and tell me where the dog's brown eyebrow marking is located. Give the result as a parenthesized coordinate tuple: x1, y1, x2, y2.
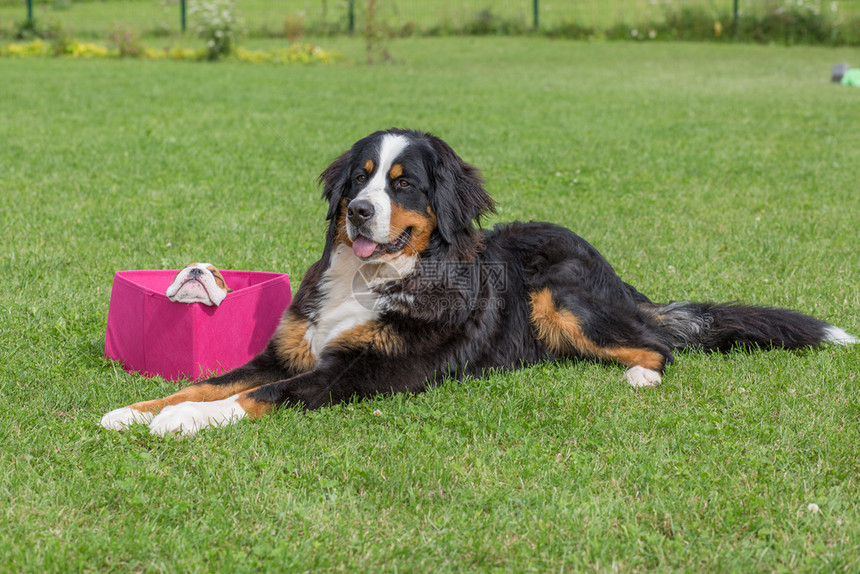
(389, 163, 403, 179)
(206, 265, 232, 292)
(364, 159, 374, 173)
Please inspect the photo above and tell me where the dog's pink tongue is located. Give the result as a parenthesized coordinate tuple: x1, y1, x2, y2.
(352, 237, 378, 258)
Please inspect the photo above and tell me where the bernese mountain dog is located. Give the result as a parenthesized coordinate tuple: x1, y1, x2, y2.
(101, 128, 857, 435)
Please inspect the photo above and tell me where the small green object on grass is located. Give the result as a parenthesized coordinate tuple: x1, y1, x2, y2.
(841, 68, 860, 87)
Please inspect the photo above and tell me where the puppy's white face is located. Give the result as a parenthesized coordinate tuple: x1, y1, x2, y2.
(165, 262, 231, 306)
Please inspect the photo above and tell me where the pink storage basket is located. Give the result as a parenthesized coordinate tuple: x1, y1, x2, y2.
(104, 269, 292, 381)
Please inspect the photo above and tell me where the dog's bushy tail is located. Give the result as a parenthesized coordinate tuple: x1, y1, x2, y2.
(640, 301, 857, 352)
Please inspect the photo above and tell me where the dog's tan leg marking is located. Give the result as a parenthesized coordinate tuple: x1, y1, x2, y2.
(271, 313, 317, 372)
(529, 287, 665, 376)
(128, 382, 253, 414)
(328, 320, 403, 355)
(236, 392, 273, 421)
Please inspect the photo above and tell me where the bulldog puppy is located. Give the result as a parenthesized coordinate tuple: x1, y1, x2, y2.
(165, 263, 232, 306)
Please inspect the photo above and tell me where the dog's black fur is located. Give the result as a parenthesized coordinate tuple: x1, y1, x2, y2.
(104, 129, 853, 432)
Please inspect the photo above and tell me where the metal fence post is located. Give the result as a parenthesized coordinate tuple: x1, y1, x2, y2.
(348, 0, 355, 34)
(181, 0, 187, 33)
(26, 0, 33, 22)
(533, 0, 539, 30)
(733, 0, 739, 36)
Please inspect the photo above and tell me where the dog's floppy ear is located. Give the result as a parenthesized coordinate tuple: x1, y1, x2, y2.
(318, 149, 353, 222)
(426, 134, 496, 244)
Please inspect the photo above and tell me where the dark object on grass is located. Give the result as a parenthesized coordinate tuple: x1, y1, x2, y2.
(832, 63, 851, 83)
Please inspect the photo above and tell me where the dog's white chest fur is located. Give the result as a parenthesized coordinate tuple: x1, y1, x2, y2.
(305, 246, 378, 356)
(305, 245, 416, 357)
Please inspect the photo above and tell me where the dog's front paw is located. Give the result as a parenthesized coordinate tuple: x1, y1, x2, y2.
(625, 366, 662, 388)
(148, 396, 246, 436)
(100, 407, 155, 430)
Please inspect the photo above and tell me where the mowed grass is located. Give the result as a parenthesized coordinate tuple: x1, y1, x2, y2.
(1, 38, 859, 571)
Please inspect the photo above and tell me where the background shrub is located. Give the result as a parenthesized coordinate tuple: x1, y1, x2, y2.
(188, 0, 242, 61)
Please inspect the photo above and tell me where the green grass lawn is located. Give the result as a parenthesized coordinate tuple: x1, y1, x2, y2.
(1, 37, 859, 571)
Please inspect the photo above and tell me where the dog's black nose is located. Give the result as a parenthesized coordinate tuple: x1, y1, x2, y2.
(347, 199, 375, 226)
(189, 267, 203, 277)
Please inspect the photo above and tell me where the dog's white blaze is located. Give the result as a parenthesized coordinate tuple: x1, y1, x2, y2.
(100, 406, 154, 429)
(350, 134, 410, 244)
(824, 326, 858, 345)
(305, 244, 381, 356)
(625, 366, 662, 388)
(148, 394, 246, 436)
(370, 133, 410, 190)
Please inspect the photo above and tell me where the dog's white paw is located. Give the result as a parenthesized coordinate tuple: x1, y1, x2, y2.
(148, 395, 246, 436)
(100, 407, 155, 430)
(625, 366, 662, 388)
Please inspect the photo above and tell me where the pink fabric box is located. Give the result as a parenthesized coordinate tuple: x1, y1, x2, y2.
(104, 270, 292, 381)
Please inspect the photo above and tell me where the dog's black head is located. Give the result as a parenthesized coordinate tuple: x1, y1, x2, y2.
(319, 129, 496, 261)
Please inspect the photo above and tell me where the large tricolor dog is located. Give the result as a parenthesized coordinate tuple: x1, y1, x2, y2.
(101, 128, 857, 435)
